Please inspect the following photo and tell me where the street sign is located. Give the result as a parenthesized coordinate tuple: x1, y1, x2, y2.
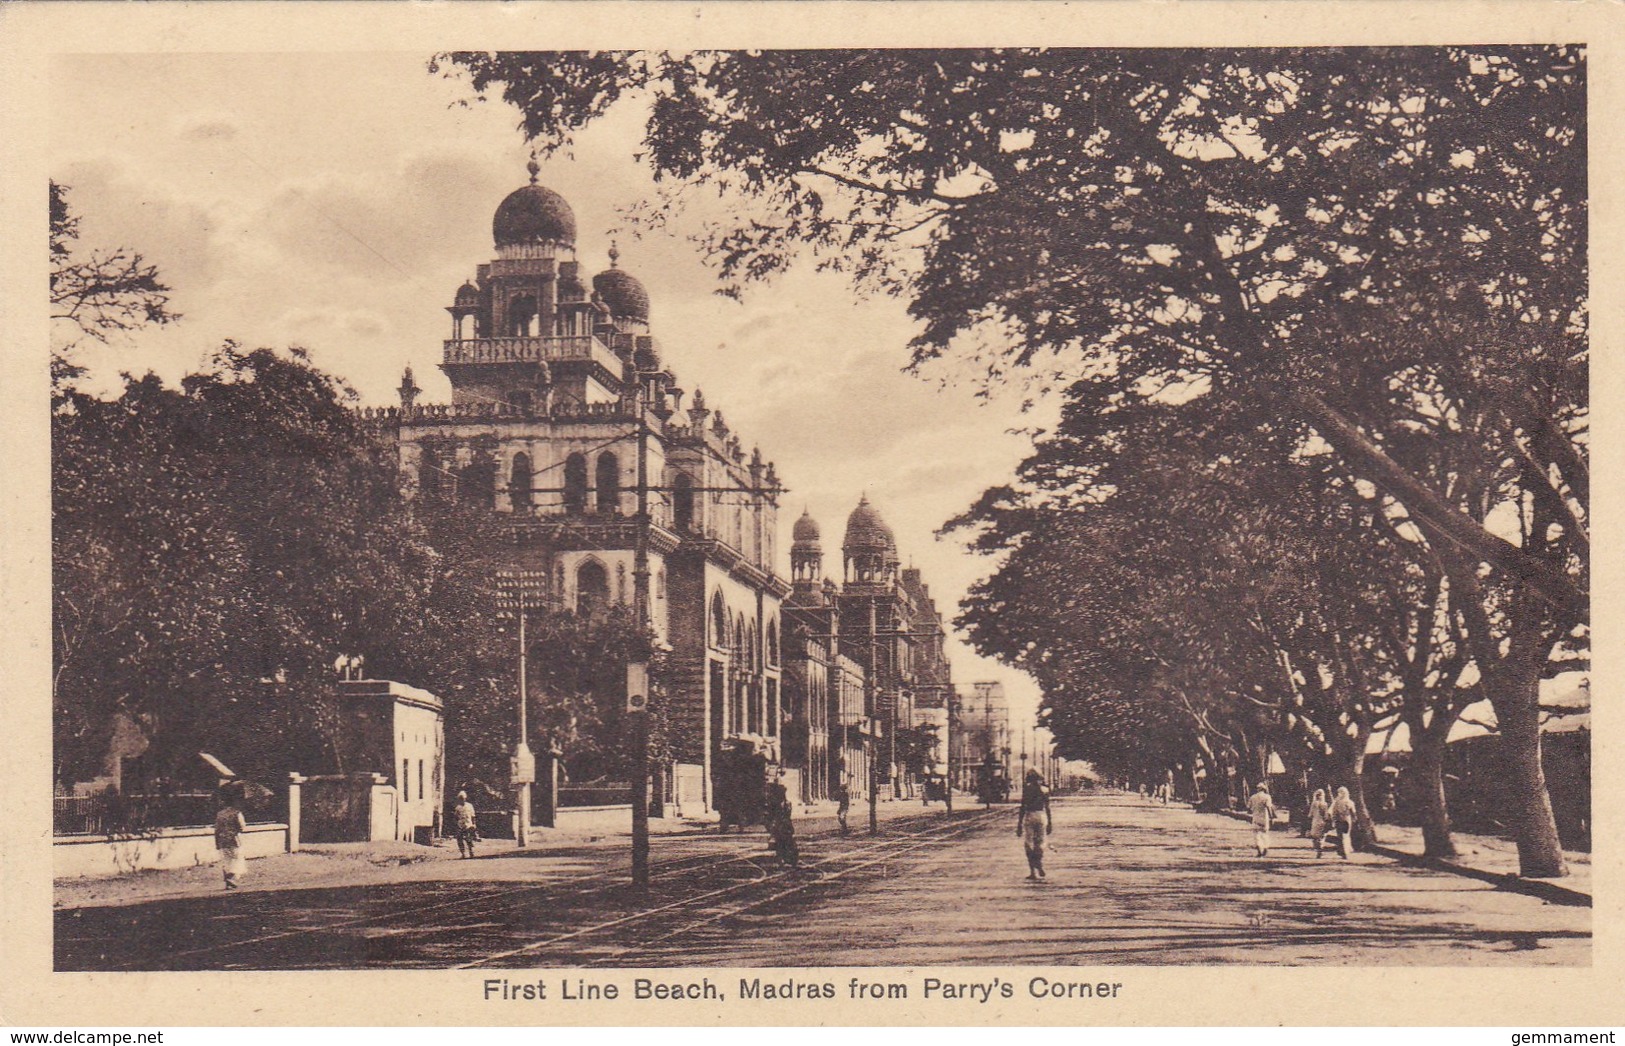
(626, 662, 649, 713)
(510, 742, 536, 785)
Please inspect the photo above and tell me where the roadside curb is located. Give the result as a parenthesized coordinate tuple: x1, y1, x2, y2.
(1209, 806, 1591, 908)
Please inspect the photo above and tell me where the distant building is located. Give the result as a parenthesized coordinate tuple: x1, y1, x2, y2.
(782, 498, 955, 801)
(954, 681, 1011, 791)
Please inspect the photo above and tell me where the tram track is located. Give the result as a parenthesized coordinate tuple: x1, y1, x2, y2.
(460, 809, 997, 969)
(78, 807, 979, 971)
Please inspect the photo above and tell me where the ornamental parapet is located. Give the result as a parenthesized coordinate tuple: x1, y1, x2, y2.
(442, 334, 621, 374)
(354, 400, 637, 425)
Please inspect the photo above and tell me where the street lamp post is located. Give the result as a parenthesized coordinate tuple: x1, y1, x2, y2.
(495, 569, 547, 847)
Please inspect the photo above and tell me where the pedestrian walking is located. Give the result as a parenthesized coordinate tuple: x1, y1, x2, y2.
(1015, 769, 1053, 880)
(1247, 781, 1276, 857)
(1329, 785, 1358, 859)
(832, 778, 851, 835)
(454, 790, 479, 859)
(214, 784, 248, 890)
(1307, 789, 1332, 858)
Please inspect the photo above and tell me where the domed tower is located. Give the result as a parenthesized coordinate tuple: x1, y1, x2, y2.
(486, 157, 576, 340)
(594, 242, 678, 413)
(791, 509, 823, 592)
(439, 159, 627, 409)
(843, 495, 898, 584)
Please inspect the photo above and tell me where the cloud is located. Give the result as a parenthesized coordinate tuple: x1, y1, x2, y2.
(51, 157, 234, 314)
(177, 117, 239, 143)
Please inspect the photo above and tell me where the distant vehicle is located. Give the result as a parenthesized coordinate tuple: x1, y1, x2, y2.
(975, 762, 1011, 805)
(714, 742, 770, 833)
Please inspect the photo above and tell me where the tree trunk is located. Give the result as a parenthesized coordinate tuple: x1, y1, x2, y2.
(1344, 750, 1378, 851)
(1490, 666, 1568, 878)
(1408, 720, 1457, 859)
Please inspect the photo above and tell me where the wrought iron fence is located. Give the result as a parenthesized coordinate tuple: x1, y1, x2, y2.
(53, 791, 286, 836)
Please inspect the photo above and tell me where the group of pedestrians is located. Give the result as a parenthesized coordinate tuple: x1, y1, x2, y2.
(1306, 786, 1359, 859)
(1246, 781, 1358, 859)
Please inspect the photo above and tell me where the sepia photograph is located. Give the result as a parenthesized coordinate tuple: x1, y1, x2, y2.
(2, 0, 1615, 1030)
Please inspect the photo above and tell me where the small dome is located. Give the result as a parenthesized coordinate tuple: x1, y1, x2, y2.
(454, 281, 479, 305)
(844, 496, 895, 552)
(792, 509, 821, 547)
(493, 183, 577, 247)
(593, 267, 651, 323)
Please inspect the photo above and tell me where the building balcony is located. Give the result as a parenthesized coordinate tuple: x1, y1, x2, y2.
(442, 334, 622, 375)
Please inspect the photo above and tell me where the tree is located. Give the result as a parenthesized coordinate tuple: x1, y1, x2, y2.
(52, 344, 489, 788)
(438, 46, 1585, 876)
(50, 181, 179, 397)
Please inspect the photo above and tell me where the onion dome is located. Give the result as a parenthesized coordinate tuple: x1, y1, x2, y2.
(592, 242, 651, 323)
(792, 509, 822, 549)
(454, 280, 479, 306)
(843, 495, 896, 552)
(493, 160, 576, 247)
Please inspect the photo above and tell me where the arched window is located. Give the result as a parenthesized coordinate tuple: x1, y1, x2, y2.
(672, 472, 695, 531)
(596, 453, 620, 514)
(459, 453, 496, 507)
(711, 592, 728, 649)
(563, 453, 588, 513)
(576, 560, 609, 615)
(508, 295, 539, 337)
(418, 446, 442, 498)
(509, 452, 532, 510)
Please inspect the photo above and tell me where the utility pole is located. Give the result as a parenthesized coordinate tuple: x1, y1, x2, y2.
(943, 683, 955, 814)
(629, 406, 651, 889)
(867, 600, 879, 835)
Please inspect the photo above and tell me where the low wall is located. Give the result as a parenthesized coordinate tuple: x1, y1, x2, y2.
(55, 823, 288, 879)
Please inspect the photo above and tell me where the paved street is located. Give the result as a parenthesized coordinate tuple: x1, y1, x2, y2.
(55, 792, 1588, 970)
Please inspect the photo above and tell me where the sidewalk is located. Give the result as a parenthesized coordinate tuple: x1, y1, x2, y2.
(1362, 822, 1590, 906)
(54, 793, 956, 910)
(1208, 802, 1590, 906)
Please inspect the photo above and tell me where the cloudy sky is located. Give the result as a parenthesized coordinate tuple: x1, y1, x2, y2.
(51, 50, 1051, 729)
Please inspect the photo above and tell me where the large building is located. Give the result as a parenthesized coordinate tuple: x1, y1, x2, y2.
(365, 162, 791, 814)
(361, 162, 962, 816)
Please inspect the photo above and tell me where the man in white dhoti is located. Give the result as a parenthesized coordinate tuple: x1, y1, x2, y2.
(1247, 782, 1276, 857)
(214, 786, 248, 889)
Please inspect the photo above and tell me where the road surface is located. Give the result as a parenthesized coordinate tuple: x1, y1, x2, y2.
(56, 791, 1587, 969)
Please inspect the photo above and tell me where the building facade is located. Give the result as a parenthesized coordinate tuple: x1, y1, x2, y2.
(363, 164, 791, 813)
